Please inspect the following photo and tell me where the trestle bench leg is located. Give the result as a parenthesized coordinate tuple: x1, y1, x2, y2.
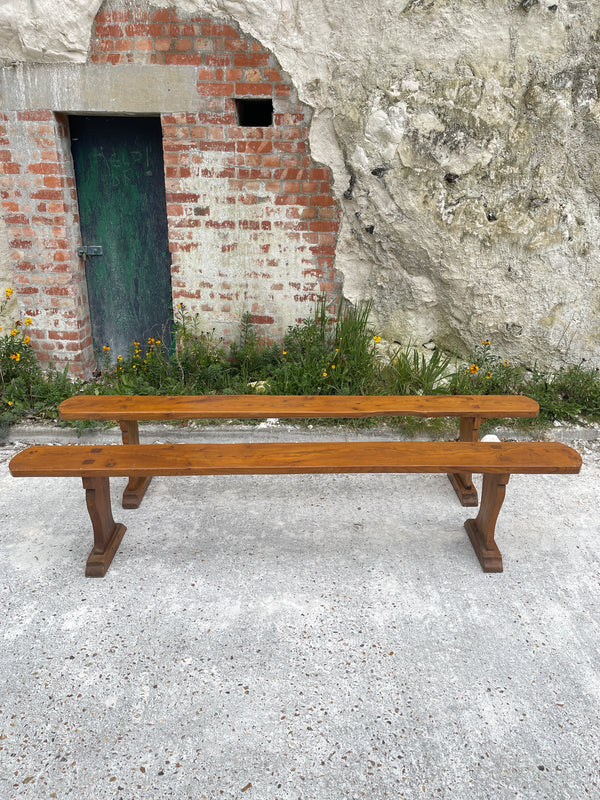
(448, 416, 481, 507)
(464, 472, 509, 573)
(83, 476, 127, 577)
(119, 420, 152, 508)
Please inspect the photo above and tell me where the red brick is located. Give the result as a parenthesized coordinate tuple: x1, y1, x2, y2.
(233, 53, 269, 68)
(309, 220, 338, 232)
(48, 330, 79, 341)
(225, 37, 249, 52)
(134, 38, 153, 52)
(111, 10, 130, 23)
(309, 194, 336, 207)
(94, 9, 111, 23)
(18, 108, 53, 122)
(115, 38, 134, 52)
(197, 81, 235, 97)
(235, 82, 272, 96)
(202, 22, 240, 37)
(194, 37, 213, 51)
(150, 9, 171, 22)
(166, 53, 203, 65)
(207, 55, 232, 68)
(250, 314, 274, 325)
(27, 162, 61, 175)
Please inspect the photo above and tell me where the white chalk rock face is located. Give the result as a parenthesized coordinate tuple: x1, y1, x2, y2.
(1, 0, 599, 368)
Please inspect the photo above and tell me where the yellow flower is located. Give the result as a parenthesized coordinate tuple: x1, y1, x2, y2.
(331, 364, 336, 369)
(10, 328, 17, 336)
(10, 353, 20, 361)
(5, 287, 13, 299)
(482, 339, 491, 346)
(23, 336, 30, 344)
(155, 339, 161, 345)
(7, 400, 13, 406)
(485, 372, 492, 380)
(102, 345, 110, 352)
(469, 364, 479, 374)
(24, 317, 32, 325)
(133, 341, 140, 347)
(282, 350, 287, 355)
(322, 371, 327, 377)
(373, 335, 382, 343)
(117, 355, 123, 361)
(503, 359, 509, 366)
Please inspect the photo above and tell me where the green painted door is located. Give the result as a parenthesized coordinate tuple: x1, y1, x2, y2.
(69, 115, 173, 360)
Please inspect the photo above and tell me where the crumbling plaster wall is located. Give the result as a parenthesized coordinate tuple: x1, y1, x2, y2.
(1, 0, 599, 368)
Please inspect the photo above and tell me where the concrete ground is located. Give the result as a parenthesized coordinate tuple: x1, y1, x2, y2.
(0, 422, 599, 800)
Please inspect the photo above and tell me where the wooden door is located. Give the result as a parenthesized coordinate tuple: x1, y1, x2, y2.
(69, 115, 173, 360)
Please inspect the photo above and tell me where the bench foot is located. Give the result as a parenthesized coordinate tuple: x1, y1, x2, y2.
(122, 476, 152, 509)
(464, 472, 509, 572)
(448, 472, 479, 507)
(83, 476, 126, 577)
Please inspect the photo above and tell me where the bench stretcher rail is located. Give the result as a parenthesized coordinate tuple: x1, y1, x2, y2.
(59, 394, 541, 508)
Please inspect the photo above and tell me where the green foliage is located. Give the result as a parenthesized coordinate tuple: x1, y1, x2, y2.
(448, 339, 525, 395)
(2, 285, 600, 429)
(525, 363, 600, 423)
(384, 346, 455, 395)
(1, 287, 81, 425)
(269, 299, 380, 395)
(229, 312, 281, 386)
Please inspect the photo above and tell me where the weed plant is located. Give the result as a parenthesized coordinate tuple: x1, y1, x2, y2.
(0, 288, 79, 435)
(2, 286, 600, 429)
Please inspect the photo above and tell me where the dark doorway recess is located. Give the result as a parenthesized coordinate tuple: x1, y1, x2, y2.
(235, 98, 273, 127)
(69, 115, 173, 360)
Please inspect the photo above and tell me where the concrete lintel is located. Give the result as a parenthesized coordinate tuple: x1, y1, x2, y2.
(0, 62, 200, 113)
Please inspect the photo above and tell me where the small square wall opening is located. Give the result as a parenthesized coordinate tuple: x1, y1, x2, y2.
(235, 98, 273, 127)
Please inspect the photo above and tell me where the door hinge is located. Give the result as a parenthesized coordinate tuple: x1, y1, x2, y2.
(77, 245, 103, 258)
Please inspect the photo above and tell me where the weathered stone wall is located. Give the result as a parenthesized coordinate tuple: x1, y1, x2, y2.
(1, 0, 600, 368)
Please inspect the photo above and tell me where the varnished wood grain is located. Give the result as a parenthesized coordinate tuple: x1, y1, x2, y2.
(59, 394, 540, 421)
(9, 441, 582, 479)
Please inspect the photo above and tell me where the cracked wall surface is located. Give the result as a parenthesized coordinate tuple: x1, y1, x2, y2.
(2, 0, 600, 367)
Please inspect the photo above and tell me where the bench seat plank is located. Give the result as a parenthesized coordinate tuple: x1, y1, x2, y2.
(59, 394, 540, 421)
(9, 441, 581, 576)
(10, 441, 581, 478)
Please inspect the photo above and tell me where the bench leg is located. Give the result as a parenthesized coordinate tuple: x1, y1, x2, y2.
(448, 416, 481, 507)
(119, 420, 152, 508)
(464, 472, 509, 573)
(83, 476, 127, 577)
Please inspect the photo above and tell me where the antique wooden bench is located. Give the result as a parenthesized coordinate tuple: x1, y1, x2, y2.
(58, 394, 540, 508)
(9, 439, 581, 577)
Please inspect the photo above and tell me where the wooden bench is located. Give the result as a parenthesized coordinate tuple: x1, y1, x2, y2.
(58, 394, 540, 508)
(9, 439, 581, 577)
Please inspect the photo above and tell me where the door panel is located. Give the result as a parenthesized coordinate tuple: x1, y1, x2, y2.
(69, 115, 172, 359)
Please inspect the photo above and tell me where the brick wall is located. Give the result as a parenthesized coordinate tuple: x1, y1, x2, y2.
(0, 3, 341, 374)
(0, 110, 94, 374)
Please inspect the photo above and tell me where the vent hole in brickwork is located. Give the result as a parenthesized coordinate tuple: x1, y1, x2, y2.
(235, 98, 273, 127)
